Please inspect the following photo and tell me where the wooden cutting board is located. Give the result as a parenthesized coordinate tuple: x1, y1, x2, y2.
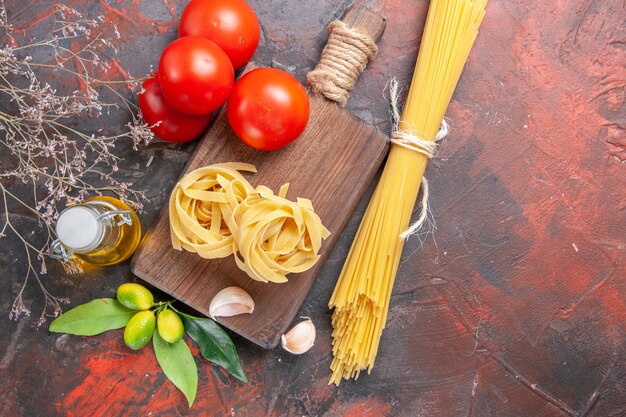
(131, 4, 388, 348)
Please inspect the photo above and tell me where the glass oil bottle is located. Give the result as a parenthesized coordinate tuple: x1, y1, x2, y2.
(50, 196, 142, 266)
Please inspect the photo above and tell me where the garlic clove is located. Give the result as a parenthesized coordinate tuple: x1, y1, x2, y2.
(281, 318, 316, 355)
(209, 286, 254, 319)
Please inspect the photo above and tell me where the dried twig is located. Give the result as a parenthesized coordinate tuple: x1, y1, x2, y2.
(0, 1, 154, 325)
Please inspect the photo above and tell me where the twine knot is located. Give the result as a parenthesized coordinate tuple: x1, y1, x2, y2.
(387, 78, 451, 240)
(307, 20, 378, 106)
(390, 121, 449, 157)
(388, 78, 449, 158)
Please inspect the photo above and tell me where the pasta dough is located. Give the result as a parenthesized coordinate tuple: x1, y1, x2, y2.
(169, 163, 330, 283)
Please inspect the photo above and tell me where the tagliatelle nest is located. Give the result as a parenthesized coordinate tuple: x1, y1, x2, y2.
(169, 163, 256, 259)
(169, 163, 330, 283)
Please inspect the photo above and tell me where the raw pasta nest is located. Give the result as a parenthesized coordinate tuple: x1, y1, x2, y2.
(169, 162, 330, 283)
(169, 162, 255, 259)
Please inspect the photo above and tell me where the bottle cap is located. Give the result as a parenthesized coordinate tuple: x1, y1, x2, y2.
(55, 206, 104, 252)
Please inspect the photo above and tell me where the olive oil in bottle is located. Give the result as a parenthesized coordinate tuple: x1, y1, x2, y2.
(50, 196, 142, 266)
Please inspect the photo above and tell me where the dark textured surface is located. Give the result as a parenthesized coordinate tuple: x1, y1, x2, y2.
(1, 1, 625, 416)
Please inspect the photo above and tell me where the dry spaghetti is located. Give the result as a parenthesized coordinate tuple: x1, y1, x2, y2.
(329, 0, 488, 385)
(169, 163, 329, 283)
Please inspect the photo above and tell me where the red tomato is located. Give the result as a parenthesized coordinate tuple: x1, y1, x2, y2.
(138, 73, 211, 143)
(178, 0, 260, 70)
(158, 36, 234, 115)
(227, 68, 310, 151)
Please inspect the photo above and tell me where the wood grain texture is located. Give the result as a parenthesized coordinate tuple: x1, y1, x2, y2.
(341, 4, 386, 41)
(131, 5, 388, 348)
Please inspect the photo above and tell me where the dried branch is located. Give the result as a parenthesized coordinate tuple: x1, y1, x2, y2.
(0, 1, 154, 324)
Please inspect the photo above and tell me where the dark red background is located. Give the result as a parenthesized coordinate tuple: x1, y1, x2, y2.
(1, 1, 624, 416)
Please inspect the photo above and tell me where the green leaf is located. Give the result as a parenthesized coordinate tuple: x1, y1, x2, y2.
(153, 330, 198, 407)
(49, 298, 135, 336)
(181, 315, 247, 383)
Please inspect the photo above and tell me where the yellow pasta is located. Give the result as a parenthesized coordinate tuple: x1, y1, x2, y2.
(169, 162, 256, 258)
(329, 0, 488, 385)
(169, 163, 329, 283)
(232, 185, 330, 283)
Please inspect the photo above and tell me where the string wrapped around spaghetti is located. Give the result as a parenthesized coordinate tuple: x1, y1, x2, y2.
(328, 0, 488, 385)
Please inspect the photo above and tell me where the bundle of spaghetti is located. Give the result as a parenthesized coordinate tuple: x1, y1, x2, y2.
(328, 0, 488, 385)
